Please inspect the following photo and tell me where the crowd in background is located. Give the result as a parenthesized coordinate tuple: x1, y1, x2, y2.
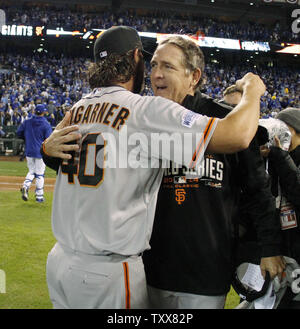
(1, 4, 299, 43)
(0, 3, 299, 134)
(0, 54, 90, 131)
(0, 51, 299, 133)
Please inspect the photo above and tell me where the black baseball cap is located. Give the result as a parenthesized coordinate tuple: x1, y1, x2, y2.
(94, 26, 152, 62)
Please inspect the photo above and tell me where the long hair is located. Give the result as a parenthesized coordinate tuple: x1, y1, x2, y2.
(87, 49, 136, 89)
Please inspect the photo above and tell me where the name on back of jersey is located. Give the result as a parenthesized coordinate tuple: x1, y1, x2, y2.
(69, 102, 130, 131)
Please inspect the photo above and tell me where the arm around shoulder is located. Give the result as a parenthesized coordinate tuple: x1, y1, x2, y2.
(206, 73, 266, 154)
(41, 143, 62, 173)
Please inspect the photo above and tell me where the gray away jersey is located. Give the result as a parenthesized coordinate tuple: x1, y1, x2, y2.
(52, 86, 218, 255)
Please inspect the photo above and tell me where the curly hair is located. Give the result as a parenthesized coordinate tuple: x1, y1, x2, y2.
(87, 49, 136, 89)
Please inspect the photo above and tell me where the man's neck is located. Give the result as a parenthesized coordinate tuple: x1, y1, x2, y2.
(180, 91, 195, 105)
(115, 78, 134, 92)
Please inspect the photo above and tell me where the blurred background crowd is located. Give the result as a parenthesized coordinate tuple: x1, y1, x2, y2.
(2, 2, 300, 43)
(0, 0, 299, 137)
(0, 53, 299, 132)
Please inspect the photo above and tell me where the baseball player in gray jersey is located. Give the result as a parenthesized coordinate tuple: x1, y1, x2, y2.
(43, 26, 266, 309)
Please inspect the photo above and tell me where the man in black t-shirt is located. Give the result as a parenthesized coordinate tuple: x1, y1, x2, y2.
(142, 35, 285, 309)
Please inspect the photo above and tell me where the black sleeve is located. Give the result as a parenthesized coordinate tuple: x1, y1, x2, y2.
(238, 135, 282, 257)
(268, 147, 300, 209)
(40, 144, 62, 173)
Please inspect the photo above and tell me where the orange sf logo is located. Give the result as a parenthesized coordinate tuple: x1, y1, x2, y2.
(175, 188, 186, 205)
(36, 26, 44, 36)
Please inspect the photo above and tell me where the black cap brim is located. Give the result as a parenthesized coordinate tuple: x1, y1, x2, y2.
(141, 48, 153, 61)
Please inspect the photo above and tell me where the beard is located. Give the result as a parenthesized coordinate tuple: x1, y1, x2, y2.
(132, 54, 145, 94)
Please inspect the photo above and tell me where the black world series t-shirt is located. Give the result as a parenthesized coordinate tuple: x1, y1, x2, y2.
(143, 93, 241, 295)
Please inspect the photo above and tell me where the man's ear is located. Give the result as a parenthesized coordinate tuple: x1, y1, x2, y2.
(192, 68, 201, 88)
(286, 125, 296, 137)
(133, 48, 140, 63)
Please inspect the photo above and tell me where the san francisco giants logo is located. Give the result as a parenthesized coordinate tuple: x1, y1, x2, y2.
(35, 26, 44, 36)
(175, 188, 186, 205)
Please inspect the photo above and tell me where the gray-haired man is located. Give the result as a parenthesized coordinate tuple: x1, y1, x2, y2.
(143, 35, 285, 309)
